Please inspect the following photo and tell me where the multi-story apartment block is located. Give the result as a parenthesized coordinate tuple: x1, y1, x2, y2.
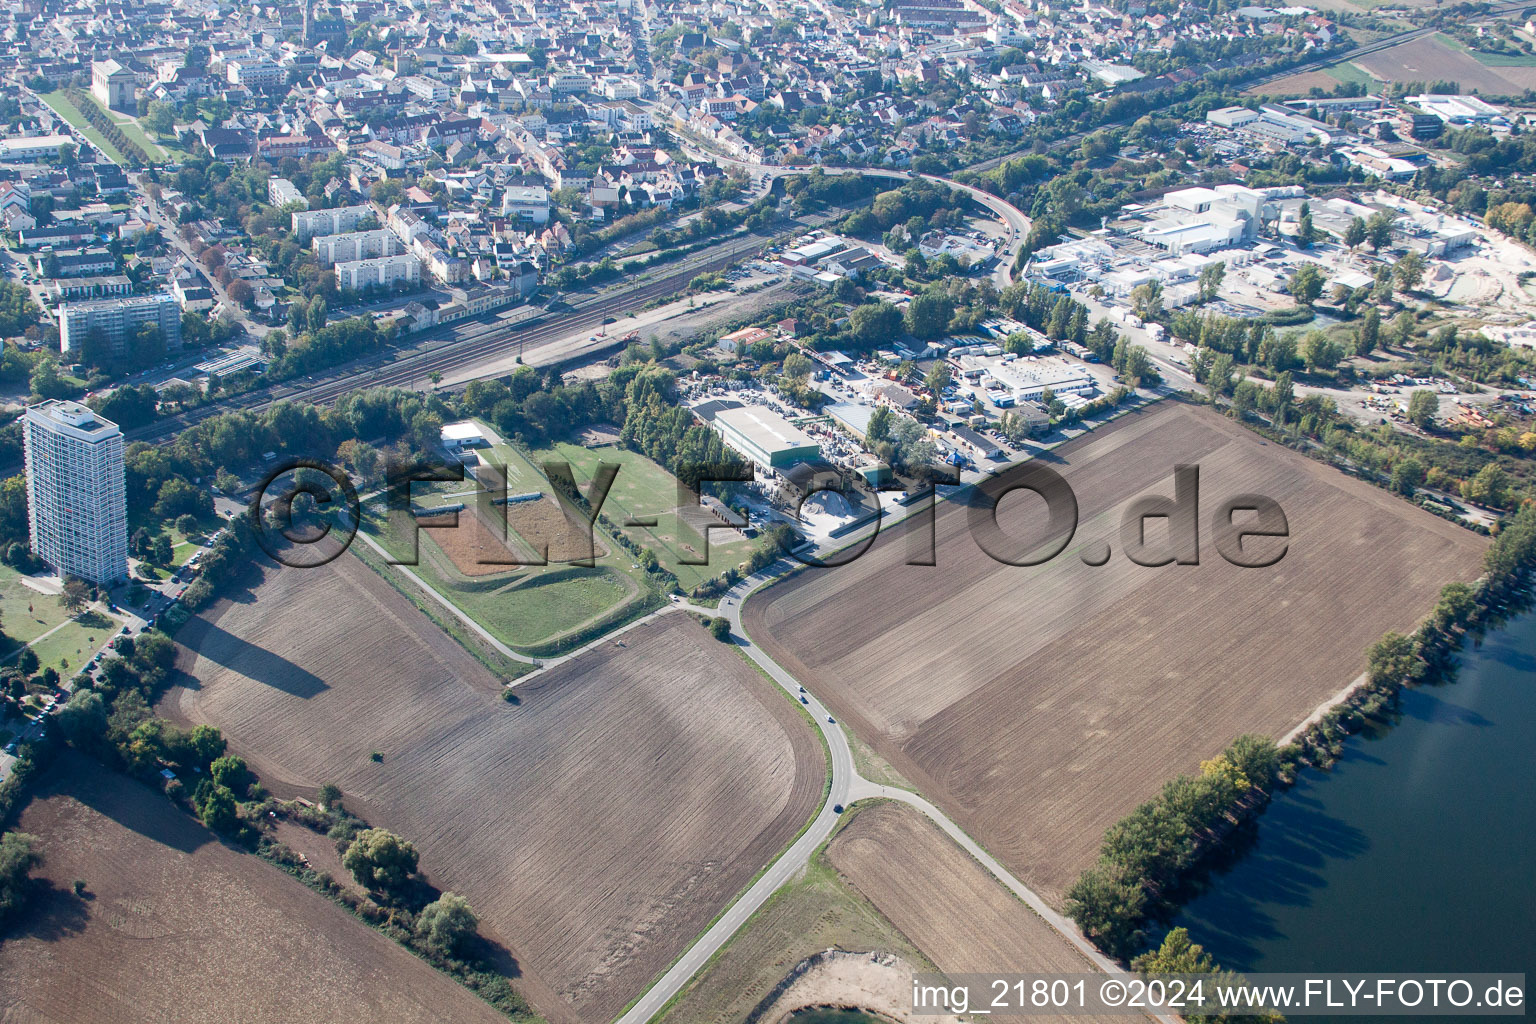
(58, 292, 182, 359)
(313, 228, 402, 266)
(333, 253, 421, 291)
(226, 59, 286, 89)
(22, 401, 128, 585)
(292, 203, 373, 242)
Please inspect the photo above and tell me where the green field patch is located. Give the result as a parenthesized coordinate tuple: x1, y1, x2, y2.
(40, 91, 128, 165)
(359, 501, 648, 655)
(1326, 61, 1378, 87)
(0, 566, 71, 647)
(532, 441, 764, 592)
(28, 612, 115, 677)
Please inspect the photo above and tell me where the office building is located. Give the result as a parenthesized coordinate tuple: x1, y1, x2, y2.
(23, 401, 128, 584)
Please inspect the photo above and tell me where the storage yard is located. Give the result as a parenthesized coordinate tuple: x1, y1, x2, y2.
(162, 556, 826, 1024)
(744, 401, 1486, 902)
(0, 754, 510, 1024)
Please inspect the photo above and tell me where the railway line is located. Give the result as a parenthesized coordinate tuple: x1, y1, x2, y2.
(108, 230, 781, 450)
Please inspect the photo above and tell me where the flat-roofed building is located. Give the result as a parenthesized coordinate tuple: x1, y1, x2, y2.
(710, 405, 820, 469)
(333, 253, 421, 291)
(292, 203, 373, 242)
(0, 134, 75, 162)
(313, 228, 402, 266)
(23, 400, 127, 584)
(268, 177, 307, 208)
(59, 292, 181, 358)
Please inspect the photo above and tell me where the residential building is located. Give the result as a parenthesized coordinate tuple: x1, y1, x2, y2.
(313, 228, 402, 266)
(22, 400, 128, 584)
(268, 177, 308, 208)
(59, 292, 182, 358)
(292, 203, 373, 242)
(333, 253, 421, 291)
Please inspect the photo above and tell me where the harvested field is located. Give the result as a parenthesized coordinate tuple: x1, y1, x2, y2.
(745, 402, 1486, 903)
(1354, 34, 1536, 94)
(1247, 69, 1348, 96)
(0, 753, 509, 1024)
(503, 496, 608, 562)
(162, 555, 825, 1024)
(658, 834, 934, 1024)
(416, 497, 608, 575)
(827, 802, 1124, 1024)
(415, 508, 527, 577)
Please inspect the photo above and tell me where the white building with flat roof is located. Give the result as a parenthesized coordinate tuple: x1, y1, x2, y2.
(313, 228, 402, 266)
(292, 203, 373, 242)
(0, 135, 75, 162)
(23, 400, 128, 584)
(333, 253, 421, 291)
(710, 405, 821, 469)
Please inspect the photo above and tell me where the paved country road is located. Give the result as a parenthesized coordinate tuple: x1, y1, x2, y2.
(612, 511, 1178, 1024)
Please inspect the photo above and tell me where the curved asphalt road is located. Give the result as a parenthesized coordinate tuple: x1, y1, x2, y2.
(616, 523, 1174, 1024)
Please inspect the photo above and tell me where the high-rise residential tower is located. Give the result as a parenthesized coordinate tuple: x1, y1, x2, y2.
(22, 400, 128, 585)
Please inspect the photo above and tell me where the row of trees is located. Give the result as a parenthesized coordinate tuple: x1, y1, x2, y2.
(1065, 735, 1282, 958)
(1291, 503, 1536, 773)
(65, 88, 149, 167)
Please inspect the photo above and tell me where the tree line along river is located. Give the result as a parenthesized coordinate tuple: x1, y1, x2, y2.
(1172, 609, 1536, 1018)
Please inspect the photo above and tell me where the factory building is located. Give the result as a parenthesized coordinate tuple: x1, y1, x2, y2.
(709, 405, 821, 470)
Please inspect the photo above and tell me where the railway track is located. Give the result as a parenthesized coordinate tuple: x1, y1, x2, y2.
(109, 231, 778, 450)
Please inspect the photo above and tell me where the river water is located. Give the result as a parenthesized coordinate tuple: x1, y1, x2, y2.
(1174, 610, 1536, 987)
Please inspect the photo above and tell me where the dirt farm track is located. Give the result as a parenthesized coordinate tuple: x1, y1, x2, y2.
(161, 554, 825, 1024)
(745, 402, 1486, 904)
(0, 753, 509, 1024)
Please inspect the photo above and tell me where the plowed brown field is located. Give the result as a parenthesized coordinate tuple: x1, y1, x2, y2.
(0, 753, 509, 1024)
(745, 402, 1485, 903)
(828, 801, 1133, 1024)
(416, 496, 607, 575)
(162, 555, 825, 1024)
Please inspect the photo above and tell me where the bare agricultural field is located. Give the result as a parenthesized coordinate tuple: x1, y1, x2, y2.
(1246, 69, 1349, 97)
(1355, 35, 1536, 94)
(0, 754, 509, 1024)
(415, 508, 528, 577)
(416, 498, 607, 576)
(745, 402, 1485, 903)
(162, 556, 825, 1024)
(828, 802, 1131, 1024)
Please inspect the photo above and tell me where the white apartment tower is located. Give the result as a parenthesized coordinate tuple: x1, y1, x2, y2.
(23, 401, 128, 584)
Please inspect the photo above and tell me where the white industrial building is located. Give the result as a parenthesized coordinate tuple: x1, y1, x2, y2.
(1408, 94, 1507, 125)
(333, 253, 421, 291)
(0, 134, 75, 162)
(23, 401, 128, 584)
(1139, 185, 1265, 255)
(1207, 106, 1259, 129)
(990, 361, 1097, 402)
(313, 228, 402, 266)
(709, 405, 821, 470)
